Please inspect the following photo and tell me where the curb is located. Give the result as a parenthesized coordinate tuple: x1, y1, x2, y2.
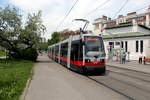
(20, 78, 32, 100)
(20, 64, 35, 100)
(106, 64, 150, 75)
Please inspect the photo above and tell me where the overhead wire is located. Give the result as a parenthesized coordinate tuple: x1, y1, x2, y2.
(83, 0, 112, 18)
(55, 0, 79, 31)
(58, 0, 112, 31)
(134, 4, 150, 12)
(56, 0, 148, 32)
(113, 0, 129, 18)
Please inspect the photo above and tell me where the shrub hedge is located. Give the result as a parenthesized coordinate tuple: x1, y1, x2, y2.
(10, 48, 38, 61)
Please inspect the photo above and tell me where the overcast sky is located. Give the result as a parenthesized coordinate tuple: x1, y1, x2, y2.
(0, 0, 150, 39)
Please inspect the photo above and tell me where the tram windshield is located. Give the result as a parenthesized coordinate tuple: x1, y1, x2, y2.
(84, 36, 105, 58)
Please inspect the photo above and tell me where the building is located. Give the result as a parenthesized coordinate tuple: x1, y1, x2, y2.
(93, 6, 150, 34)
(93, 6, 150, 60)
(103, 24, 150, 60)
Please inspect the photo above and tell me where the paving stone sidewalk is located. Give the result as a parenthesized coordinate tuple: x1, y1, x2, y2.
(106, 60, 150, 74)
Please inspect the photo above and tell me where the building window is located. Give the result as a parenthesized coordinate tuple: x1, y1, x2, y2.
(115, 42, 120, 45)
(140, 40, 143, 53)
(136, 41, 139, 52)
(121, 41, 124, 48)
(125, 41, 128, 52)
(109, 42, 114, 52)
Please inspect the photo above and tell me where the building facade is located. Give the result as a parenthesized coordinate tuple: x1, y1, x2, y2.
(93, 6, 150, 60)
(93, 6, 150, 34)
(103, 24, 150, 60)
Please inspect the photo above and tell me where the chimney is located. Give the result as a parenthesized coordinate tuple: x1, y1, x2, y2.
(127, 12, 136, 16)
(108, 17, 111, 20)
(118, 15, 123, 18)
(102, 15, 107, 20)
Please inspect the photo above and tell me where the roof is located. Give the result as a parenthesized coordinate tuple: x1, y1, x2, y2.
(105, 22, 132, 29)
(102, 32, 150, 39)
(138, 24, 150, 30)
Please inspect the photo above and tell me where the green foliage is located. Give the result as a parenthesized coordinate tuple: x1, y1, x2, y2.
(0, 6, 21, 50)
(21, 48, 38, 62)
(0, 6, 46, 61)
(0, 50, 6, 57)
(48, 32, 60, 45)
(11, 48, 38, 61)
(38, 42, 48, 51)
(0, 59, 34, 100)
(19, 11, 46, 49)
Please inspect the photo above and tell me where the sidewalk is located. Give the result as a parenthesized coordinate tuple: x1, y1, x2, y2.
(23, 55, 127, 100)
(106, 60, 150, 74)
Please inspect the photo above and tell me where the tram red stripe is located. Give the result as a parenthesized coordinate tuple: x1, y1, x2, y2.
(60, 57, 104, 66)
(85, 61, 105, 66)
(48, 53, 105, 66)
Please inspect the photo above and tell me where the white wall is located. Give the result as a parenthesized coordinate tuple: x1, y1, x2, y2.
(146, 14, 150, 26)
(104, 36, 150, 60)
(144, 39, 150, 57)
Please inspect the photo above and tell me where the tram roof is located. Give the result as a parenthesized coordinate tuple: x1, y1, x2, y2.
(48, 34, 102, 48)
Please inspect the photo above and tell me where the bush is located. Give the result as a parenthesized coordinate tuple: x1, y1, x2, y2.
(21, 48, 38, 61)
(10, 48, 38, 61)
(0, 50, 6, 56)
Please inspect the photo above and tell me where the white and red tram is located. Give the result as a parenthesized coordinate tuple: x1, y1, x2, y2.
(48, 34, 106, 73)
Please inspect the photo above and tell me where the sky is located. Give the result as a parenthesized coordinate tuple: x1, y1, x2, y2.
(0, 0, 150, 39)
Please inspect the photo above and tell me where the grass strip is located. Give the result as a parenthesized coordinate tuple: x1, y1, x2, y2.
(0, 51, 6, 57)
(0, 59, 34, 100)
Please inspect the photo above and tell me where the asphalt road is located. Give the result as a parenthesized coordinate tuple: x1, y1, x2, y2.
(24, 55, 128, 100)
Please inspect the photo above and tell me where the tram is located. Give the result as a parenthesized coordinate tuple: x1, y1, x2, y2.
(48, 33, 106, 74)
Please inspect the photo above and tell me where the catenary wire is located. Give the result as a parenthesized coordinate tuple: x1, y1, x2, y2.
(113, 0, 129, 18)
(55, 0, 79, 31)
(134, 4, 150, 12)
(84, 0, 112, 18)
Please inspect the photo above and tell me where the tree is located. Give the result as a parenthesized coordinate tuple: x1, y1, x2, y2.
(0, 6, 46, 60)
(48, 32, 60, 45)
(0, 6, 22, 55)
(38, 42, 48, 51)
(19, 11, 46, 49)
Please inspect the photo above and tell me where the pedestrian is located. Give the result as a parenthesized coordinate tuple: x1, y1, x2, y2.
(139, 53, 143, 64)
(122, 52, 126, 64)
(120, 54, 123, 64)
(143, 56, 146, 65)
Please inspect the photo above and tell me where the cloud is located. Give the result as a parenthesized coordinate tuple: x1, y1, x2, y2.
(7, 0, 150, 39)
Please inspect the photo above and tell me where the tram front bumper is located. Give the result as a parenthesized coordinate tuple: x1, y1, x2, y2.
(84, 65, 106, 72)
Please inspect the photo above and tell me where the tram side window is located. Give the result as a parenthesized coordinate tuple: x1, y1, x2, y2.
(49, 48, 51, 54)
(50, 48, 52, 54)
(71, 44, 78, 61)
(61, 43, 68, 58)
(52, 48, 54, 55)
(71, 40, 83, 61)
(55, 46, 59, 57)
(52, 47, 54, 55)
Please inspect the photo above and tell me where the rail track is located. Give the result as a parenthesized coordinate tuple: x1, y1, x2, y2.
(85, 66, 150, 100)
